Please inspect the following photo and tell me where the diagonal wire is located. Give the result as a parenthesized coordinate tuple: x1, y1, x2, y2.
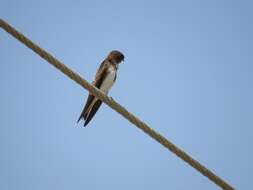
(0, 18, 235, 190)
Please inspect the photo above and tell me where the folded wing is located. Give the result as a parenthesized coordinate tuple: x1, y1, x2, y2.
(77, 61, 108, 126)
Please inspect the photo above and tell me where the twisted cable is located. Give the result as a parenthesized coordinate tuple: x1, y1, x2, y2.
(0, 18, 235, 190)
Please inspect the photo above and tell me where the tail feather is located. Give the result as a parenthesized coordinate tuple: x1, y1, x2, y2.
(77, 109, 87, 123)
(77, 94, 95, 124)
(83, 100, 102, 127)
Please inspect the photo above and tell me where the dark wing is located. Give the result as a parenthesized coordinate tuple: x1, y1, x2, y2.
(77, 61, 108, 125)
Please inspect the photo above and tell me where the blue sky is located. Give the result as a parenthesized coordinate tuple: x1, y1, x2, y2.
(0, 0, 252, 189)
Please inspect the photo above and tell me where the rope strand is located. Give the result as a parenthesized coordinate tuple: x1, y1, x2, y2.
(0, 18, 235, 190)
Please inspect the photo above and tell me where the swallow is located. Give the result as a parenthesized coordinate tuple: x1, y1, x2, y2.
(77, 50, 124, 127)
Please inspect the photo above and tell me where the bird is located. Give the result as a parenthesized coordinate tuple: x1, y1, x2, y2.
(77, 50, 124, 127)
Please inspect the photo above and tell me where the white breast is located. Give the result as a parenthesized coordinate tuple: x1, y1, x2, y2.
(100, 66, 116, 94)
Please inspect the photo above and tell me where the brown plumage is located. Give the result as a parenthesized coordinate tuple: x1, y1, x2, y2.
(78, 50, 124, 127)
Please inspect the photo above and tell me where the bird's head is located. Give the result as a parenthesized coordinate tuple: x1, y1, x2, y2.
(107, 50, 124, 64)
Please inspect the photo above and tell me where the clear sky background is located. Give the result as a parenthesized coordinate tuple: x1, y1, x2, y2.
(0, 0, 252, 189)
